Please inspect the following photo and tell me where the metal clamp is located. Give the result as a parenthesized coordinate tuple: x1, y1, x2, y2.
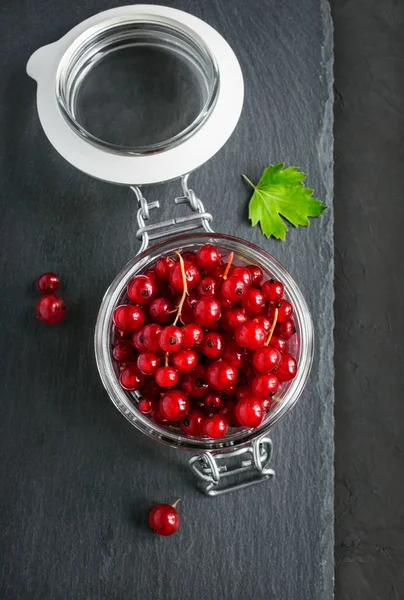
(189, 435, 275, 496)
(132, 174, 214, 254)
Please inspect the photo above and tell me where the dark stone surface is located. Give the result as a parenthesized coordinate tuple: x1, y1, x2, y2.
(0, 1, 334, 599)
(332, 1, 404, 598)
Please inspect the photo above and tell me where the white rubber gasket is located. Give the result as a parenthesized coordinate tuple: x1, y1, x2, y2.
(26, 5, 244, 185)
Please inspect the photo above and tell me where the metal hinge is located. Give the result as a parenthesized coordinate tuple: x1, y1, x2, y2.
(131, 174, 214, 254)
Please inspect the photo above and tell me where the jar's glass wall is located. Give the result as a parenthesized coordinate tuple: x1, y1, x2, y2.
(95, 233, 314, 452)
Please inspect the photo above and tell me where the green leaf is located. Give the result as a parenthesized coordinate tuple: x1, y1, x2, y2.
(243, 163, 326, 240)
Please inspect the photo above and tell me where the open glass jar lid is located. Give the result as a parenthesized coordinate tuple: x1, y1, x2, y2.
(27, 4, 244, 185)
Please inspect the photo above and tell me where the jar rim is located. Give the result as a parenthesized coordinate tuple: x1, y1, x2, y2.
(94, 233, 314, 452)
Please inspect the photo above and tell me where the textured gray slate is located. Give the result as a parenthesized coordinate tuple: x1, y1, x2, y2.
(0, 1, 334, 599)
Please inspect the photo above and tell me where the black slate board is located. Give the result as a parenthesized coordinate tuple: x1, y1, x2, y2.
(0, 1, 334, 599)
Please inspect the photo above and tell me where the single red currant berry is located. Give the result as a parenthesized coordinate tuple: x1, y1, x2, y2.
(159, 325, 183, 352)
(171, 349, 198, 373)
(235, 397, 264, 428)
(275, 300, 293, 323)
(119, 365, 145, 391)
(231, 266, 252, 288)
(252, 346, 282, 374)
(196, 244, 221, 271)
(221, 276, 248, 303)
(201, 332, 224, 359)
(142, 323, 163, 351)
(180, 410, 205, 436)
(241, 288, 265, 315)
(180, 365, 210, 399)
(269, 335, 288, 354)
(155, 366, 179, 388)
(275, 319, 296, 340)
(193, 297, 221, 327)
(262, 397, 272, 411)
(159, 389, 190, 421)
(127, 275, 158, 305)
(36, 294, 66, 325)
(262, 279, 284, 303)
(276, 353, 298, 381)
(210, 264, 227, 280)
(143, 268, 158, 281)
(251, 374, 279, 398)
(36, 272, 60, 294)
(112, 340, 135, 363)
(170, 260, 201, 292)
(138, 397, 158, 414)
(137, 352, 160, 375)
(203, 392, 223, 410)
(222, 340, 248, 370)
(148, 502, 180, 536)
(113, 304, 145, 332)
(155, 256, 176, 280)
(148, 297, 173, 325)
(181, 323, 203, 348)
(235, 321, 266, 350)
(253, 315, 272, 332)
(206, 360, 238, 391)
(142, 377, 160, 397)
(236, 385, 253, 401)
(152, 410, 169, 426)
(217, 291, 232, 308)
(203, 414, 229, 438)
(197, 277, 218, 297)
(133, 329, 148, 353)
(246, 265, 263, 286)
(221, 307, 248, 333)
(182, 251, 198, 264)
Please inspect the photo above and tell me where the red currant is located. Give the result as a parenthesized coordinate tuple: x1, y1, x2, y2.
(142, 323, 163, 351)
(262, 397, 272, 412)
(180, 365, 210, 398)
(159, 325, 183, 352)
(221, 276, 247, 302)
(201, 332, 224, 359)
(180, 410, 205, 436)
(113, 304, 145, 332)
(148, 297, 173, 325)
(138, 397, 157, 414)
(181, 323, 203, 348)
(246, 265, 263, 286)
(182, 251, 197, 264)
(36, 272, 60, 294)
(197, 277, 217, 297)
(276, 353, 297, 381)
(133, 329, 148, 353)
(253, 315, 271, 332)
(236, 385, 253, 401)
(275, 319, 296, 339)
(252, 346, 282, 374)
(172, 349, 198, 373)
(203, 414, 229, 438)
(155, 366, 179, 388)
(149, 503, 180, 536)
(269, 335, 288, 354)
(206, 360, 238, 391)
(235, 397, 263, 428)
(231, 266, 252, 288)
(137, 352, 160, 375)
(235, 321, 266, 350)
(251, 374, 279, 398)
(119, 365, 145, 391)
(275, 300, 293, 323)
(142, 377, 160, 397)
(222, 340, 248, 370)
(196, 244, 221, 271)
(193, 297, 221, 327)
(112, 340, 135, 362)
(170, 260, 201, 292)
(221, 307, 248, 333)
(203, 392, 223, 410)
(36, 294, 66, 325)
(160, 389, 190, 421)
(127, 275, 158, 305)
(241, 288, 265, 315)
(155, 256, 176, 280)
(262, 279, 284, 303)
(152, 410, 169, 426)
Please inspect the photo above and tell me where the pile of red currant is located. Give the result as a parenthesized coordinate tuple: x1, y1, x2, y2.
(111, 244, 298, 440)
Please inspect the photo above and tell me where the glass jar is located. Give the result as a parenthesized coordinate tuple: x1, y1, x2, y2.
(28, 5, 313, 494)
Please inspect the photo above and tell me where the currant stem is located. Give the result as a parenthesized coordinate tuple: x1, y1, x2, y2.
(165, 352, 169, 367)
(172, 499, 181, 509)
(173, 252, 188, 326)
(223, 252, 234, 280)
(265, 307, 278, 346)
